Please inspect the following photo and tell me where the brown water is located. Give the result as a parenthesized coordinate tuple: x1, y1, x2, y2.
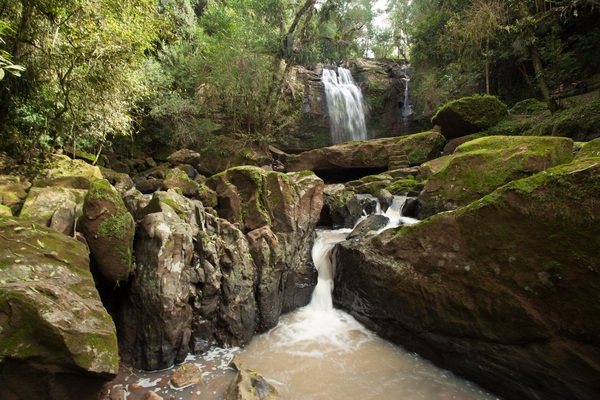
(236, 228, 499, 400)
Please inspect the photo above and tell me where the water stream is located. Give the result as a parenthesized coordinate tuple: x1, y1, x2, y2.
(236, 198, 499, 400)
(109, 198, 499, 400)
(322, 67, 370, 144)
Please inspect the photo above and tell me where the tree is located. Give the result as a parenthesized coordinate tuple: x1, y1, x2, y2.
(452, 0, 507, 95)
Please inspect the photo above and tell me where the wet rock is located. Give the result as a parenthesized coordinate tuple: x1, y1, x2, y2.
(431, 95, 508, 139)
(319, 184, 363, 228)
(81, 179, 135, 286)
(346, 214, 389, 240)
(333, 158, 600, 400)
(170, 363, 203, 388)
(0, 217, 118, 400)
(108, 386, 125, 400)
(141, 391, 162, 400)
(418, 136, 574, 218)
(225, 362, 282, 400)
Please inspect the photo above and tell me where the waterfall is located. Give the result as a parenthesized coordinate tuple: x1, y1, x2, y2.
(322, 67, 369, 144)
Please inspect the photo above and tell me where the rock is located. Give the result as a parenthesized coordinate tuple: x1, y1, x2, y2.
(346, 173, 393, 195)
(376, 189, 393, 212)
(167, 149, 202, 167)
(575, 137, 600, 160)
(0, 175, 31, 214)
(401, 197, 418, 217)
(162, 168, 217, 207)
(170, 363, 203, 388)
(442, 133, 485, 155)
(141, 391, 162, 400)
(0, 204, 11, 216)
(108, 387, 125, 400)
(192, 211, 257, 348)
(19, 186, 85, 231)
(346, 214, 389, 240)
(0, 217, 118, 400)
(225, 363, 282, 400)
(81, 179, 135, 286)
(287, 131, 444, 174)
(318, 184, 366, 228)
(118, 192, 196, 370)
(207, 167, 323, 331)
(135, 178, 163, 194)
(332, 158, 600, 400)
(418, 136, 574, 218)
(431, 95, 508, 139)
(100, 167, 135, 194)
(42, 154, 103, 180)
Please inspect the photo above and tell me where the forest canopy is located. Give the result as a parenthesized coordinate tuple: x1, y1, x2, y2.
(1, 0, 599, 161)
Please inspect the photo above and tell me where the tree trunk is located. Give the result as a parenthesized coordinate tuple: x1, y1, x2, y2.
(528, 44, 559, 113)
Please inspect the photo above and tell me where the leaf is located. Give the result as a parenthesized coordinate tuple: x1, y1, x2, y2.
(13, 227, 25, 231)
(0, 280, 6, 285)
(37, 240, 45, 249)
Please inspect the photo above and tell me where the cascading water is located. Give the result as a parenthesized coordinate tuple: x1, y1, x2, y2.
(236, 197, 499, 400)
(322, 67, 370, 144)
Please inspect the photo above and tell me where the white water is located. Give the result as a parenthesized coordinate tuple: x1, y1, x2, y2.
(237, 197, 499, 400)
(322, 67, 369, 144)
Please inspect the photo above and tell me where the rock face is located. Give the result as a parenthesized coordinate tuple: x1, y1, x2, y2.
(332, 158, 600, 400)
(287, 131, 444, 175)
(431, 95, 508, 139)
(82, 179, 135, 286)
(207, 167, 324, 331)
(118, 191, 196, 371)
(418, 136, 574, 218)
(0, 217, 119, 400)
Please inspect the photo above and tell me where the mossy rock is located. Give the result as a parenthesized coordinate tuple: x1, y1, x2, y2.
(0, 175, 31, 214)
(418, 136, 574, 218)
(19, 186, 84, 229)
(510, 98, 548, 115)
(332, 157, 600, 400)
(42, 154, 103, 180)
(385, 177, 422, 196)
(0, 217, 118, 399)
(432, 95, 509, 139)
(575, 137, 600, 160)
(81, 179, 135, 286)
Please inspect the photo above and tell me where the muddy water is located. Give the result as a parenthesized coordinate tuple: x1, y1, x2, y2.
(236, 228, 499, 400)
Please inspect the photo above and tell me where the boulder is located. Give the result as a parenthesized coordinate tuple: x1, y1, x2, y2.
(18, 186, 84, 233)
(118, 192, 196, 370)
(0, 217, 118, 400)
(432, 95, 508, 139)
(287, 131, 444, 174)
(207, 167, 323, 331)
(167, 149, 202, 167)
(81, 179, 135, 286)
(135, 178, 163, 194)
(575, 137, 600, 160)
(332, 158, 600, 400)
(192, 211, 257, 349)
(418, 136, 574, 218)
(0, 175, 31, 214)
(170, 363, 203, 388)
(346, 214, 390, 240)
(42, 154, 103, 180)
(225, 358, 282, 400)
(162, 168, 217, 207)
(100, 167, 135, 194)
(318, 184, 366, 228)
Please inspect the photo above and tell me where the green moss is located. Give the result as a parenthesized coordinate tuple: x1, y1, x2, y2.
(99, 211, 131, 240)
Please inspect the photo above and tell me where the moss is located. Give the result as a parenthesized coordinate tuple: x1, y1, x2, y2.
(511, 98, 548, 115)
